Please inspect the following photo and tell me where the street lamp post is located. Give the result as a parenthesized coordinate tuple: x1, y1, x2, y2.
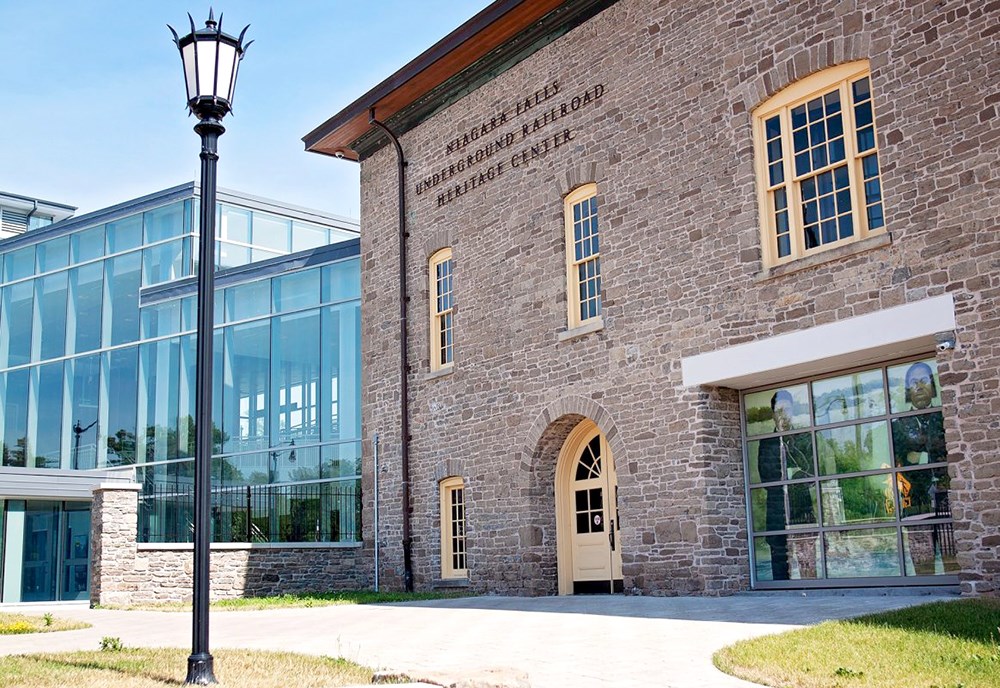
(168, 10, 250, 685)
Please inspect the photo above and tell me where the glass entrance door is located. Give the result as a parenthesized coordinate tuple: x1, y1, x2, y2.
(61, 504, 90, 600)
(21, 502, 59, 602)
(6, 500, 91, 603)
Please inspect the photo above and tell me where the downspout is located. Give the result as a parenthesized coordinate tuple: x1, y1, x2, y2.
(373, 431, 380, 592)
(368, 108, 413, 592)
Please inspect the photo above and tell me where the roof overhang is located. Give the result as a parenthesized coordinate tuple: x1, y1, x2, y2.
(303, 0, 618, 161)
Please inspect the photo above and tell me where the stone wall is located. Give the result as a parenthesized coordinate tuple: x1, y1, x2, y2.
(359, 0, 999, 595)
(90, 484, 370, 606)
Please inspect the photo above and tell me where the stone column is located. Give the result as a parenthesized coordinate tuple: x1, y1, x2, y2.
(90, 482, 142, 607)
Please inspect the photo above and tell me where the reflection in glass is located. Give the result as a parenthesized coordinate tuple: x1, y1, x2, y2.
(754, 533, 820, 582)
(68, 355, 101, 470)
(811, 368, 885, 424)
(322, 258, 361, 302)
(140, 300, 182, 339)
(104, 252, 141, 346)
(292, 222, 329, 252)
(817, 420, 890, 475)
(751, 483, 817, 533)
(219, 206, 250, 243)
(252, 213, 291, 253)
(104, 347, 139, 467)
(138, 338, 182, 463)
(888, 358, 940, 413)
(824, 527, 900, 578)
(223, 321, 270, 454)
(68, 263, 103, 354)
(142, 239, 185, 285)
(892, 412, 946, 466)
(322, 303, 361, 442)
(744, 384, 810, 437)
(5, 246, 35, 281)
(71, 226, 105, 264)
(272, 270, 320, 313)
(322, 442, 362, 479)
(218, 241, 251, 269)
(31, 362, 64, 468)
(225, 280, 270, 322)
(36, 237, 69, 273)
(35, 273, 68, 361)
(106, 214, 143, 254)
(2, 369, 30, 466)
(749, 432, 814, 484)
(897, 466, 950, 521)
(144, 202, 187, 244)
(2, 281, 34, 367)
(272, 311, 320, 444)
(821, 474, 894, 526)
(903, 524, 959, 576)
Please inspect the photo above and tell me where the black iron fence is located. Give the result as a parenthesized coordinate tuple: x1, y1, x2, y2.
(139, 480, 361, 544)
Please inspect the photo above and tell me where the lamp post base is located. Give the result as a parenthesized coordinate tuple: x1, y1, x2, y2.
(185, 652, 217, 685)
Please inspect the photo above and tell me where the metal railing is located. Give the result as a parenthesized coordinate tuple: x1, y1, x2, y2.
(138, 479, 361, 544)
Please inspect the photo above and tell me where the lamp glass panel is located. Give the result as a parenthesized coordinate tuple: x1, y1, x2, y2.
(182, 42, 198, 101)
(215, 42, 237, 101)
(195, 39, 219, 99)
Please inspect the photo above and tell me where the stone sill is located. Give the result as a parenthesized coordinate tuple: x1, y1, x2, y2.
(557, 317, 604, 342)
(433, 577, 470, 588)
(422, 365, 455, 382)
(137, 541, 363, 551)
(755, 232, 892, 282)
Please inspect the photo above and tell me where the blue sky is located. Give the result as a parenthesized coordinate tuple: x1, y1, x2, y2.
(0, 1, 491, 219)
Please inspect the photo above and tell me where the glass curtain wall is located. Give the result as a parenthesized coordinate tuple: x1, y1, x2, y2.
(744, 356, 956, 586)
(137, 256, 362, 545)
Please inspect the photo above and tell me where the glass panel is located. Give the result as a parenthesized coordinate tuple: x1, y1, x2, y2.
(105, 347, 139, 467)
(223, 320, 270, 454)
(30, 362, 63, 468)
(5, 246, 35, 282)
(817, 420, 891, 475)
(142, 239, 185, 285)
(67, 355, 101, 470)
(61, 508, 91, 600)
(748, 432, 813, 484)
(820, 474, 895, 526)
(140, 300, 182, 339)
(2, 281, 34, 367)
(251, 213, 291, 253)
(321, 303, 361, 442)
(35, 273, 68, 361)
(824, 527, 900, 578)
(225, 280, 271, 322)
(322, 258, 361, 302)
(104, 252, 142, 346)
(292, 222, 329, 252)
(21, 502, 59, 602)
(144, 202, 187, 243)
(36, 238, 69, 273)
(2, 369, 30, 466)
(273, 269, 320, 313)
(754, 533, 820, 582)
(897, 466, 950, 521)
(744, 384, 810, 436)
(218, 241, 251, 269)
(903, 524, 959, 576)
(68, 262, 103, 354)
(106, 214, 143, 253)
(137, 338, 182, 463)
(818, 333, 855, 390)
(71, 226, 105, 264)
(251, 248, 282, 263)
(751, 482, 817, 533)
(219, 206, 250, 243)
(892, 412, 946, 466)
(271, 310, 321, 445)
(321, 442, 362, 480)
(887, 359, 940, 413)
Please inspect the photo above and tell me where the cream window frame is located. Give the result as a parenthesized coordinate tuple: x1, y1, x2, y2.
(439, 476, 468, 579)
(753, 61, 887, 270)
(428, 247, 454, 371)
(564, 183, 601, 330)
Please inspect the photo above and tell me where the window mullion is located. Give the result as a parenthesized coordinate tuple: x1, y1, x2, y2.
(780, 108, 804, 261)
(841, 81, 868, 240)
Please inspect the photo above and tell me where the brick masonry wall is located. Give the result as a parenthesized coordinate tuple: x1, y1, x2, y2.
(359, 0, 1000, 595)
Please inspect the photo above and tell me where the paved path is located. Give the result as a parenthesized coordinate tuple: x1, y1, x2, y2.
(0, 592, 956, 687)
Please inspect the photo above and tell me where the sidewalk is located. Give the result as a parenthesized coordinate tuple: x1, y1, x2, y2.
(0, 591, 956, 688)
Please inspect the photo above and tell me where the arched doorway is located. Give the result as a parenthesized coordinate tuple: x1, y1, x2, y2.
(555, 419, 623, 594)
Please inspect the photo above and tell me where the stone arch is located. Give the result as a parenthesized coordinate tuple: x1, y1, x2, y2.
(424, 229, 455, 260)
(553, 161, 608, 202)
(522, 395, 625, 469)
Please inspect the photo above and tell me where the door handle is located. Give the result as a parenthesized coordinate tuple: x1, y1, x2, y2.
(609, 519, 616, 551)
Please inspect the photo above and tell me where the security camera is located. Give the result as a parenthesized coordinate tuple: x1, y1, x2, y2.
(334, 151, 346, 159)
(934, 331, 956, 352)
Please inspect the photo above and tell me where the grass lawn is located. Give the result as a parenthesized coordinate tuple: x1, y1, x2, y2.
(0, 648, 374, 688)
(0, 613, 90, 635)
(105, 589, 467, 612)
(714, 598, 1000, 688)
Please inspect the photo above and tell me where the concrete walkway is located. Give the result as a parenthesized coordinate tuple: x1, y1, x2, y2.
(1, 591, 957, 687)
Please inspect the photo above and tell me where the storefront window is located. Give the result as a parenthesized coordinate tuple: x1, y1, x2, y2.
(743, 358, 956, 585)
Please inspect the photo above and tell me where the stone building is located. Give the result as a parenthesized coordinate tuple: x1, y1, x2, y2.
(306, 0, 999, 595)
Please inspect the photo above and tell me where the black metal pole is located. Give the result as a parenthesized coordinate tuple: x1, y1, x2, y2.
(186, 115, 224, 686)
(368, 109, 413, 592)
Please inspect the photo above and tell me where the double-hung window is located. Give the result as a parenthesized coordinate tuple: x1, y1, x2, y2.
(754, 61, 886, 269)
(564, 184, 601, 329)
(429, 248, 453, 371)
